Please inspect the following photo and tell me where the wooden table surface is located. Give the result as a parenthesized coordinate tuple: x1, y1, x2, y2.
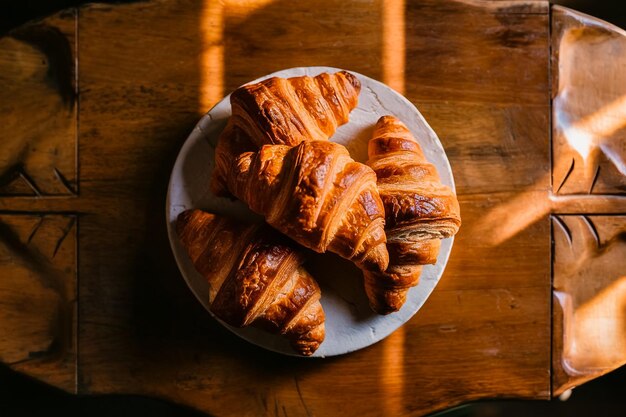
(1, 1, 625, 416)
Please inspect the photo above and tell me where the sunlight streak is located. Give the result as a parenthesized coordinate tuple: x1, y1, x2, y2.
(224, 0, 276, 20)
(559, 94, 626, 173)
(469, 189, 551, 247)
(200, 0, 224, 113)
(554, 215, 626, 383)
(382, 327, 405, 416)
(382, 0, 405, 93)
(557, 276, 626, 375)
(200, 0, 280, 113)
(381, 1, 406, 414)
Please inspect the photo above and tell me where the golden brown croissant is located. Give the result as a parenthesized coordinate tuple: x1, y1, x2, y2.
(230, 71, 361, 147)
(177, 209, 325, 356)
(222, 140, 389, 273)
(363, 116, 461, 314)
(211, 123, 256, 197)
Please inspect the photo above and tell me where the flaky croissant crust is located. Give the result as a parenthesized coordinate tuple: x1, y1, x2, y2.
(230, 71, 361, 147)
(223, 140, 389, 273)
(367, 117, 461, 234)
(364, 116, 461, 314)
(177, 209, 325, 356)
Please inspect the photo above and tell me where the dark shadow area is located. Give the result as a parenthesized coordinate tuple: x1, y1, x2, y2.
(0, 363, 209, 417)
(0, 0, 142, 35)
(432, 364, 626, 417)
(555, 0, 626, 27)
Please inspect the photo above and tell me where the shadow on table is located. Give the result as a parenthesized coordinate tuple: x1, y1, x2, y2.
(434, 364, 626, 417)
(2, 361, 626, 417)
(0, 363, 209, 417)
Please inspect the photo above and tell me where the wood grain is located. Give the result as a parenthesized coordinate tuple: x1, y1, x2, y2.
(74, 2, 551, 416)
(0, 1, 623, 416)
(1, 1, 553, 414)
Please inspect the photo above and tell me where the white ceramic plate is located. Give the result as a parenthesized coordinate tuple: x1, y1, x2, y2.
(166, 66, 455, 357)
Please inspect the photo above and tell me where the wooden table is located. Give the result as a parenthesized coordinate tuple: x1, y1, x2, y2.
(1, 1, 625, 415)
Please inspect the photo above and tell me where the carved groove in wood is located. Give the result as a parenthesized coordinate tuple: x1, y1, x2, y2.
(0, 213, 77, 392)
(552, 6, 626, 196)
(0, 13, 77, 197)
(552, 214, 626, 395)
(550, 6, 626, 397)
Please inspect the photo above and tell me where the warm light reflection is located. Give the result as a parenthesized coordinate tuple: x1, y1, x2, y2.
(382, 0, 405, 93)
(199, 0, 224, 112)
(224, 0, 276, 20)
(382, 327, 405, 416)
(381, 0, 406, 412)
(470, 189, 551, 246)
(554, 215, 626, 380)
(200, 0, 280, 113)
(477, 93, 626, 246)
(560, 94, 626, 173)
(479, 91, 626, 245)
(558, 276, 626, 375)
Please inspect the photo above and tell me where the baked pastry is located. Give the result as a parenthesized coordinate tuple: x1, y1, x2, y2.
(230, 71, 361, 147)
(211, 123, 256, 197)
(363, 116, 461, 314)
(222, 140, 389, 273)
(177, 209, 325, 356)
(212, 71, 360, 196)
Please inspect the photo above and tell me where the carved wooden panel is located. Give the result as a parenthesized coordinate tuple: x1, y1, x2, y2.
(0, 213, 76, 392)
(552, 215, 626, 395)
(0, 11, 77, 197)
(0, 8, 78, 393)
(552, 6, 626, 195)
(551, 6, 626, 396)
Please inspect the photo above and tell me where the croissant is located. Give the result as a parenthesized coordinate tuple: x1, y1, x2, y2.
(211, 122, 256, 196)
(177, 209, 325, 356)
(230, 71, 361, 147)
(222, 140, 389, 273)
(363, 116, 461, 314)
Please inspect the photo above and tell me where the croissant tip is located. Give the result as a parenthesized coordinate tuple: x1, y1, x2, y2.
(359, 243, 390, 273)
(364, 285, 407, 315)
(299, 349, 315, 357)
(290, 323, 325, 356)
(294, 343, 319, 356)
(339, 70, 361, 92)
(363, 267, 422, 314)
(370, 302, 401, 315)
(377, 115, 404, 127)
